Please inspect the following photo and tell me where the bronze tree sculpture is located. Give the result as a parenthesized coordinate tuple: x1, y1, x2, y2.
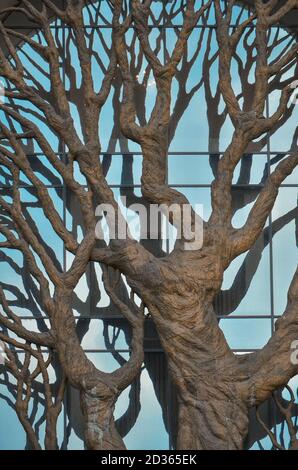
(0, 0, 297, 450)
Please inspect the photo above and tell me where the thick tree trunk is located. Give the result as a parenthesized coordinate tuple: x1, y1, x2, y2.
(143, 277, 250, 450)
(164, 316, 250, 450)
(176, 393, 248, 450)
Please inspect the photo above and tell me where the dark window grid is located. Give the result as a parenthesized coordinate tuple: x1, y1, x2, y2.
(1, 183, 296, 189)
(2, 15, 296, 450)
(267, 100, 278, 439)
(3, 0, 240, 29)
(3, 25, 259, 30)
(163, 26, 171, 323)
(267, 103, 275, 337)
(266, 97, 278, 438)
(8, 151, 294, 156)
(11, 314, 284, 321)
(61, 9, 68, 449)
(7, 348, 260, 354)
(2, 25, 212, 29)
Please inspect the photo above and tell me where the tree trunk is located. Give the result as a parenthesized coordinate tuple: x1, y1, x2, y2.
(176, 393, 249, 450)
(81, 386, 125, 450)
(144, 288, 250, 450)
(52, 289, 127, 450)
(44, 412, 59, 450)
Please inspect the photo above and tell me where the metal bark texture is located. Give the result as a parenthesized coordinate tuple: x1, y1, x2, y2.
(0, 0, 297, 450)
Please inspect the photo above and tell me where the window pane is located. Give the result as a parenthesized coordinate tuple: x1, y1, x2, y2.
(219, 318, 272, 349)
(272, 188, 298, 314)
(216, 236, 271, 316)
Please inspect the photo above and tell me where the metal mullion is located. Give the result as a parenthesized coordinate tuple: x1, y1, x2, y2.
(16, 152, 65, 157)
(266, 98, 275, 338)
(107, 183, 277, 188)
(99, 151, 281, 155)
(170, 183, 265, 188)
(0, 184, 63, 189)
(162, 3, 171, 449)
(167, 151, 267, 155)
(266, 94, 278, 443)
(13, 347, 262, 354)
(3, 183, 296, 189)
(217, 315, 274, 319)
(61, 6, 68, 448)
(15, 314, 284, 320)
(17, 151, 297, 156)
(163, 11, 171, 260)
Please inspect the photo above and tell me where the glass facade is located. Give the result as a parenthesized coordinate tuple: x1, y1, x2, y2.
(0, 0, 297, 450)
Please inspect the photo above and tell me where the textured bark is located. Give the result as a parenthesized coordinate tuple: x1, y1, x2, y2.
(177, 400, 248, 450)
(156, 306, 249, 450)
(0, 0, 297, 450)
(127, 248, 249, 449)
(81, 386, 125, 450)
(50, 287, 144, 450)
